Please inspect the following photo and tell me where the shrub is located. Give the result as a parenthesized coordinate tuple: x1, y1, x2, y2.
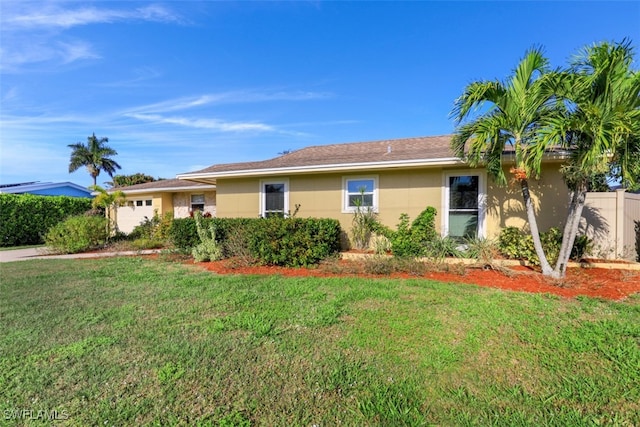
(388, 207, 439, 258)
(362, 256, 429, 276)
(248, 217, 342, 267)
(45, 215, 108, 254)
(498, 226, 592, 265)
(169, 217, 199, 249)
(423, 235, 463, 260)
(0, 193, 92, 247)
(130, 211, 173, 249)
(170, 216, 341, 267)
(462, 237, 499, 264)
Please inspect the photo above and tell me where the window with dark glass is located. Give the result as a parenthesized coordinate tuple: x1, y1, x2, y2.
(448, 175, 479, 239)
(191, 194, 205, 212)
(264, 183, 285, 217)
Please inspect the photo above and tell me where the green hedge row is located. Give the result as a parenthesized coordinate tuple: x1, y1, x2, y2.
(170, 216, 342, 267)
(0, 194, 93, 247)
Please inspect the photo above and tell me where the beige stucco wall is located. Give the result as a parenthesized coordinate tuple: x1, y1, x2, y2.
(216, 164, 571, 245)
(485, 163, 569, 237)
(116, 190, 216, 233)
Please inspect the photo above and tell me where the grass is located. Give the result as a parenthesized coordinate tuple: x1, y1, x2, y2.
(1, 257, 638, 426)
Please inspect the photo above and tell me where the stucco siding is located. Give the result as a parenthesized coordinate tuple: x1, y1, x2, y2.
(485, 164, 569, 238)
(216, 178, 259, 218)
(215, 164, 571, 243)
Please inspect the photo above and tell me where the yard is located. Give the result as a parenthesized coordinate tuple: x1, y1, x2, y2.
(1, 256, 639, 425)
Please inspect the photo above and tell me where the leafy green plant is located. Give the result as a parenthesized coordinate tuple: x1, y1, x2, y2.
(90, 185, 126, 237)
(44, 215, 108, 253)
(157, 361, 185, 385)
(248, 217, 341, 267)
(191, 211, 223, 262)
(498, 226, 592, 265)
(463, 237, 499, 264)
(372, 235, 391, 255)
(387, 207, 439, 258)
(423, 235, 463, 260)
(0, 193, 92, 247)
(130, 211, 173, 249)
(362, 255, 429, 276)
(350, 199, 378, 250)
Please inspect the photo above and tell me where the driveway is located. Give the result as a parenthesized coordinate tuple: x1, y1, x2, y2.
(0, 248, 161, 262)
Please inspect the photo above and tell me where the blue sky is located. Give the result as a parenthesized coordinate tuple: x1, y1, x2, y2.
(1, 1, 639, 187)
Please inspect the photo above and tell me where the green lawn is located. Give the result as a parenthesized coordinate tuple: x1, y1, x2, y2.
(1, 257, 638, 426)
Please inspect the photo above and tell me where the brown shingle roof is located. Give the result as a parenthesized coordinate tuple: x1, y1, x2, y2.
(186, 135, 456, 175)
(109, 178, 214, 192)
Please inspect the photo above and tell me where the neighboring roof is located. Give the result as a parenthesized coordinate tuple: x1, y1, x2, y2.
(0, 181, 91, 196)
(107, 178, 215, 194)
(178, 135, 464, 181)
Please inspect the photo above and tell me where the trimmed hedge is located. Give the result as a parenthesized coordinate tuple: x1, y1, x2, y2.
(170, 216, 342, 267)
(0, 194, 92, 247)
(248, 217, 342, 267)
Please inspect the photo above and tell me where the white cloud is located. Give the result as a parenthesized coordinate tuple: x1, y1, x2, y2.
(0, 2, 183, 72)
(2, 3, 183, 30)
(127, 113, 275, 133)
(124, 90, 333, 114)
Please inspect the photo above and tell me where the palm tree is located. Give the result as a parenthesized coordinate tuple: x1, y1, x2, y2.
(535, 39, 640, 276)
(90, 185, 127, 237)
(450, 48, 562, 277)
(68, 133, 122, 186)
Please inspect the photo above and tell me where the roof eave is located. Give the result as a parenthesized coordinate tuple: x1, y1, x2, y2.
(106, 185, 216, 195)
(177, 157, 466, 180)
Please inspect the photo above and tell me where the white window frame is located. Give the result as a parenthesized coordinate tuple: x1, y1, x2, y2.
(342, 175, 379, 213)
(442, 171, 487, 239)
(259, 179, 289, 217)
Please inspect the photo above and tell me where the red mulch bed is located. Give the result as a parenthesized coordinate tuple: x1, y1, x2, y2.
(185, 257, 640, 302)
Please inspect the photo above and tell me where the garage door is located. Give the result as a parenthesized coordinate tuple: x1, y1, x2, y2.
(116, 199, 155, 234)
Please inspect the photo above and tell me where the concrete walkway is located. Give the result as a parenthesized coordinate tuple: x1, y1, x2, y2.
(0, 247, 161, 263)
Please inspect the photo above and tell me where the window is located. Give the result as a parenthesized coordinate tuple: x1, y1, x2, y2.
(343, 177, 378, 212)
(136, 200, 143, 207)
(260, 180, 289, 217)
(444, 173, 485, 240)
(191, 194, 205, 212)
(145, 199, 152, 206)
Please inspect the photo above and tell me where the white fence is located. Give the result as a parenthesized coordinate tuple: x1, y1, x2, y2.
(581, 190, 640, 261)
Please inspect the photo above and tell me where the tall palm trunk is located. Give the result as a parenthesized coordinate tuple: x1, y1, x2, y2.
(520, 178, 557, 277)
(555, 183, 588, 277)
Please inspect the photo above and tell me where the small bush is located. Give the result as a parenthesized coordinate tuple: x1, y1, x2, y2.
(388, 207, 440, 258)
(362, 256, 430, 276)
(462, 237, 499, 264)
(130, 211, 173, 250)
(45, 215, 108, 254)
(498, 226, 592, 265)
(423, 235, 463, 260)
